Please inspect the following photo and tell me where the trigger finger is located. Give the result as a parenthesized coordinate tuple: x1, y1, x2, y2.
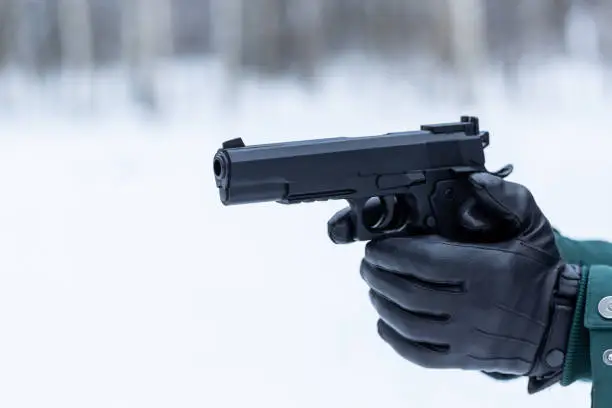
(328, 198, 393, 244)
(327, 207, 355, 244)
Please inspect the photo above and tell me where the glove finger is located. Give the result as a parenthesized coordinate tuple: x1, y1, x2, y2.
(361, 259, 460, 314)
(482, 372, 521, 381)
(466, 353, 531, 375)
(365, 236, 468, 282)
(327, 207, 355, 244)
(377, 320, 454, 370)
(327, 198, 396, 244)
(464, 328, 539, 374)
(369, 290, 451, 345)
(467, 172, 538, 232)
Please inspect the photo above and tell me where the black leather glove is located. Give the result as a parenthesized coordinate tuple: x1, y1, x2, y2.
(328, 173, 581, 393)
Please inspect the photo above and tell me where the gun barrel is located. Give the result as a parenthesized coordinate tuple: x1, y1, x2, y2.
(213, 116, 488, 206)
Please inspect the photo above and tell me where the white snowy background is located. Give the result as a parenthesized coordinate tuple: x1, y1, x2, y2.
(1, 1, 611, 407)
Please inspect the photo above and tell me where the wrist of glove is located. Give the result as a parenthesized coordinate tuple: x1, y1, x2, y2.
(483, 263, 581, 393)
(525, 263, 581, 393)
(328, 172, 580, 392)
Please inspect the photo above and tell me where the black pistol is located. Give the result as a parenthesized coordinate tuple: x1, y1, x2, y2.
(212, 116, 511, 242)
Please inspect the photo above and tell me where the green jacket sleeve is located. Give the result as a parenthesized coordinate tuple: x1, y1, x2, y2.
(554, 229, 612, 267)
(555, 230, 612, 407)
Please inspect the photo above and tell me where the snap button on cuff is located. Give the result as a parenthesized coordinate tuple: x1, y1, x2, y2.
(597, 296, 612, 319)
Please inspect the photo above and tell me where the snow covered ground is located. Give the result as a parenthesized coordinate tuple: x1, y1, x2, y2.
(0, 58, 609, 407)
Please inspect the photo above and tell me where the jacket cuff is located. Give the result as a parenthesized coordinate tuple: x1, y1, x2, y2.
(561, 265, 591, 385)
(582, 265, 612, 407)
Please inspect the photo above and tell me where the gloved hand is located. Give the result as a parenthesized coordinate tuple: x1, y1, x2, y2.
(328, 173, 582, 392)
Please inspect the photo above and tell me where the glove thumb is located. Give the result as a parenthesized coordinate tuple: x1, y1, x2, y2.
(461, 172, 535, 234)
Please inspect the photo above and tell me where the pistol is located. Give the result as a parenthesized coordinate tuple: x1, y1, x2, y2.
(212, 116, 511, 242)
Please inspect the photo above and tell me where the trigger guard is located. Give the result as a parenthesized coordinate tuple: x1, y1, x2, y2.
(372, 196, 398, 230)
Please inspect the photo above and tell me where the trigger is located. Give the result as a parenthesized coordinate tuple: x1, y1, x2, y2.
(490, 164, 513, 179)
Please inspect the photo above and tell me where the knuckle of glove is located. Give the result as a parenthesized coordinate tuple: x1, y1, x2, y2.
(360, 233, 561, 375)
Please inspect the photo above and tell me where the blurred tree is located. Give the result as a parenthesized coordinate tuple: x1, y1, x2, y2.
(0, 0, 61, 75)
(121, 0, 173, 112)
(57, 0, 93, 70)
(89, 0, 122, 65)
(579, 0, 612, 90)
(57, 0, 94, 106)
(234, 0, 322, 82)
(172, 0, 213, 56)
(0, 0, 13, 67)
(445, 0, 487, 102)
(1, 0, 611, 104)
